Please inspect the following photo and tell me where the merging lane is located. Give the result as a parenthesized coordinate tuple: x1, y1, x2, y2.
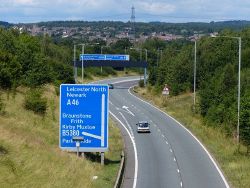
(94, 76, 229, 188)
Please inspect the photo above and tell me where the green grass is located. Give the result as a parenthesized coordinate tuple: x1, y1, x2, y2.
(0, 85, 123, 188)
(135, 86, 250, 188)
(76, 68, 139, 84)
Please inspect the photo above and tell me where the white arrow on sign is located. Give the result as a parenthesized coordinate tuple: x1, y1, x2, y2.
(81, 94, 106, 147)
(122, 106, 135, 116)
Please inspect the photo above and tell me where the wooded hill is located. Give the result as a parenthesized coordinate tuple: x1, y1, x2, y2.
(142, 29, 250, 148)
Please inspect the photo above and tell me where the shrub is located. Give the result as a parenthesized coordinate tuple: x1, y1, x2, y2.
(0, 94, 4, 114)
(24, 89, 47, 115)
(138, 80, 144, 87)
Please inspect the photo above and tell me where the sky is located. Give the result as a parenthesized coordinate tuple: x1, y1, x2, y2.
(1, 0, 250, 23)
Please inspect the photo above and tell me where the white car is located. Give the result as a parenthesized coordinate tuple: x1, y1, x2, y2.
(137, 121, 150, 133)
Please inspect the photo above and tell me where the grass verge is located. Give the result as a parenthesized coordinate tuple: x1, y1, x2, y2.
(134, 86, 250, 188)
(0, 85, 123, 188)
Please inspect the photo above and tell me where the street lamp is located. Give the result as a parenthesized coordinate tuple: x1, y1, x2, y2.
(101, 46, 104, 74)
(211, 35, 241, 144)
(144, 49, 148, 86)
(194, 40, 197, 108)
(100, 45, 111, 74)
(79, 44, 85, 84)
(73, 43, 85, 83)
(73, 44, 77, 83)
(77, 43, 100, 83)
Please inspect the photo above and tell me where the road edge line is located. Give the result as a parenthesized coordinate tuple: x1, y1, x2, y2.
(110, 111, 138, 188)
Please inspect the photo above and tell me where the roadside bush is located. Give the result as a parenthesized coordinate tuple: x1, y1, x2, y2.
(138, 80, 144, 87)
(24, 89, 47, 115)
(0, 94, 4, 114)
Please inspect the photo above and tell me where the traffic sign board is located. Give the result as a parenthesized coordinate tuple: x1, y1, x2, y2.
(80, 54, 106, 61)
(60, 84, 109, 152)
(80, 54, 129, 61)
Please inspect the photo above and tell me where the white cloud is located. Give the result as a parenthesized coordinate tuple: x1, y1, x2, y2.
(137, 2, 175, 14)
(0, 0, 250, 23)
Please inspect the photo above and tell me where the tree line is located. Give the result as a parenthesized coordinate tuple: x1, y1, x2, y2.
(142, 29, 250, 149)
(0, 28, 74, 89)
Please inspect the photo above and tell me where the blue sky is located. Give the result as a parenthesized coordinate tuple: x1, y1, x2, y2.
(1, 0, 250, 23)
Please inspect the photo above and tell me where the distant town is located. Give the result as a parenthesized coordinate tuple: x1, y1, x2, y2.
(2, 20, 250, 44)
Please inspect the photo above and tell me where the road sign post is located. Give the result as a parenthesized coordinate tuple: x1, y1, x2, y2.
(60, 84, 109, 153)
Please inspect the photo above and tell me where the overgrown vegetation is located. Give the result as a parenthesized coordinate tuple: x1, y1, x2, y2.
(0, 28, 74, 90)
(0, 87, 123, 188)
(143, 29, 250, 147)
(24, 88, 47, 115)
(0, 93, 4, 114)
(0, 27, 126, 187)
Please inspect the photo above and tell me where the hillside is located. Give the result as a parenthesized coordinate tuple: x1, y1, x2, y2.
(0, 85, 123, 188)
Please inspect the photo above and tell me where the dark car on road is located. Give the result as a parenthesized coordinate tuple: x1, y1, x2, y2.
(108, 84, 114, 89)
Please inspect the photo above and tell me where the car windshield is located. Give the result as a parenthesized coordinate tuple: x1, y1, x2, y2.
(139, 123, 148, 127)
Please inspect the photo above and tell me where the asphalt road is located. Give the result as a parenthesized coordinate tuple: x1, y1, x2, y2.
(94, 76, 230, 188)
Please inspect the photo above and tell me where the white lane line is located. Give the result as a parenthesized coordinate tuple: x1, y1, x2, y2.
(166, 141, 169, 145)
(180, 181, 183, 187)
(162, 134, 165, 138)
(110, 111, 138, 188)
(119, 112, 135, 139)
(177, 169, 180, 173)
(174, 158, 176, 162)
(128, 86, 230, 188)
(158, 129, 161, 132)
(109, 101, 114, 106)
(170, 149, 173, 153)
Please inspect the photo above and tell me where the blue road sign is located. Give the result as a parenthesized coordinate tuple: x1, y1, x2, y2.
(106, 54, 129, 61)
(60, 84, 109, 152)
(80, 54, 129, 61)
(80, 54, 106, 61)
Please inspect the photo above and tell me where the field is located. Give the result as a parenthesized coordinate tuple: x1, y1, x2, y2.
(134, 86, 250, 188)
(0, 85, 123, 188)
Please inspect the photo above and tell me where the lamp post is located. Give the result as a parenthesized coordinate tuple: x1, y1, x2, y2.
(73, 44, 77, 83)
(194, 40, 197, 108)
(79, 44, 85, 84)
(144, 49, 148, 86)
(77, 43, 100, 83)
(101, 46, 103, 74)
(212, 35, 241, 144)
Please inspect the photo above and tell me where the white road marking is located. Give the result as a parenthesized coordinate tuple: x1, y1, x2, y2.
(180, 181, 183, 187)
(177, 169, 180, 173)
(119, 112, 135, 139)
(122, 105, 135, 116)
(170, 149, 173, 153)
(110, 111, 138, 188)
(166, 141, 169, 145)
(174, 158, 176, 162)
(128, 86, 230, 188)
(162, 134, 165, 138)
